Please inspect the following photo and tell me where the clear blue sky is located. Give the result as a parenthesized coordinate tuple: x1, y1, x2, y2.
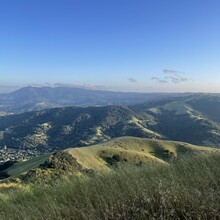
(0, 0, 220, 92)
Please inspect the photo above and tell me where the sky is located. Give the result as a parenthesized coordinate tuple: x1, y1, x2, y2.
(0, 0, 220, 92)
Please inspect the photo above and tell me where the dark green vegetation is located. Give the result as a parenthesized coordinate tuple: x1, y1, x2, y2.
(1, 93, 220, 153)
(1, 154, 220, 219)
(20, 151, 91, 184)
(0, 106, 154, 151)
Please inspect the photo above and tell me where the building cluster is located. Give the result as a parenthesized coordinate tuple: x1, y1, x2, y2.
(0, 146, 42, 164)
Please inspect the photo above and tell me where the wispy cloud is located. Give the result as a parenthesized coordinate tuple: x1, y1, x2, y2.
(128, 77, 137, 83)
(53, 83, 104, 90)
(163, 69, 184, 75)
(151, 69, 192, 84)
(166, 75, 189, 84)
(151, 77, 168, 83)
(163, 68, 191, 84)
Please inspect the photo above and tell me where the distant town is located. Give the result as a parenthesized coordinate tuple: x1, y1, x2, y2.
(0, 145, 45, 164)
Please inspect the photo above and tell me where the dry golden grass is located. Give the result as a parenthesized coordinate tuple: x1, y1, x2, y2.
(67, 137, 219, 171)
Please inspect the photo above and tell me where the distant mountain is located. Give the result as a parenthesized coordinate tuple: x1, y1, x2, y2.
(1, 93, 220, 152)
(0, 86, 188, 113)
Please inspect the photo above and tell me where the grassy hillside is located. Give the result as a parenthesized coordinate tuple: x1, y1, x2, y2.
(1, 137, 219, 180)
(67, 137, 219, 171)
(1, 154, 220, 219)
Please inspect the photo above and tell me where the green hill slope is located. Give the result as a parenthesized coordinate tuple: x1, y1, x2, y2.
(0, 154, 51, 179)
(186, 94, 220, 122)
(0, 106, 159, 152)
(134, 95, 220, 147)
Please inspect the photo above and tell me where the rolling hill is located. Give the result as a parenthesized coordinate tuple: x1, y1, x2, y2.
(66, 136, 220, 171)
(1, 137, 219, 180)
(1, 93, 220, 155)
(0, 105, 161, 151)
(132, 94, 220, 147)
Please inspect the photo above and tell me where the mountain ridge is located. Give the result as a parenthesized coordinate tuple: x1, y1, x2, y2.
(1, 93, 220, 154)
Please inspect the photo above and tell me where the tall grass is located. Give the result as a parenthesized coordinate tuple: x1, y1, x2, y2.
(1, 154, 220, 219)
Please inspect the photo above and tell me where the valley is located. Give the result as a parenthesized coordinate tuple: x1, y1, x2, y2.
(0, 91, 220, 163)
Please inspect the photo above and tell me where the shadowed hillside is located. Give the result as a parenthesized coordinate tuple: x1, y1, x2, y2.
(132, 94, 220, 147)
(0, 106, 161, 151)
